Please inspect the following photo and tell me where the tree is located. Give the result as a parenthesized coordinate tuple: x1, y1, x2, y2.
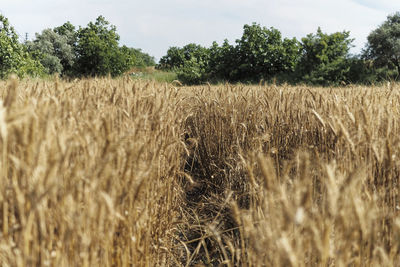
(158, 47, 185, 70)
(53, 22, 78, 75)
(159, 44, 209, 71)
(296, 27, 354, 85)
(54, 22, 78, 48)
(208, 40, 238, 81)
(175, 44, 210, 84)
(364, 12, 400, 79)
(126, 47, 155, 68)
(0, 14, 44, 78)
(26, 28, 76, 75)
(234, 23, 300, 82)
(158, 44, 210, 84)
(75, 16, 133, 77)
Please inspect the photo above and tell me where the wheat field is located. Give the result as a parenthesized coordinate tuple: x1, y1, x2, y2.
(0, 76, 399, 266)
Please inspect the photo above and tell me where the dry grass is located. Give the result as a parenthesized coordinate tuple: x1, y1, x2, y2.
(1, 77, 400, 266)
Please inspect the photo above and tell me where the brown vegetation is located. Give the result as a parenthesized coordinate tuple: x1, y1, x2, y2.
(0, 77, 400, 266)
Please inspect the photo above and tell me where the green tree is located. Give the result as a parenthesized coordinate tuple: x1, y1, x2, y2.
(346, 56, 377, 84)
(296, 27, 353, 85)
(118, 45, 155, 71)
(54, 22, 78, 48)
(125, 47, 155, 68)
(176, 44, 210, 84)
(158, 44, 210, 84)
(158, 46, 185, 70)
(26, 28, 76, 75)
(53, 22, 78, 75)
(235, 23, 300, 82)
(208, 40, 238, 81)
(0, 14, 44, 78)
(159, 44, 209, 70)
(364, 12, 400, 79)
(75, 16, 132, 77)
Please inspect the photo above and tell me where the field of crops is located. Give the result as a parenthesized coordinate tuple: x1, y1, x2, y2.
(0, 76, 400, 266)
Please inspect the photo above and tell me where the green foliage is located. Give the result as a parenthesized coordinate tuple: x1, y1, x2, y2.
(364, 12, 400, 80)
(208, 40, 237, 81)
(27, 19, 153, 78)
(158, 25, 300, 84)
(74, 16, 133, 77)
(176, 57, 209, 85)
(122, 46, 155, 68)
(235, 23, 300, 82)
(296, 28, 354, 85)
(345, 57, 378, 84)
(159, 44, 210, 84)
(26, 28, 76, 75)
(54, 22, 78, 48)
(53, 22, 78, 75)
(132, 48, 155, 67)
(158, 46, 185, 70)
(176, 44, 210, 84)
(0, 14, 155, 79)
(0, 14, 45, 78)
(159, 44, 209, 70)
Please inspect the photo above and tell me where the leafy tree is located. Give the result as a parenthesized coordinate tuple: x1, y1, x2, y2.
(158, 44, 210, 84)
(159, 44, 209, 70)
(234, 23, 300, 82)
(0, 14, 44, 78)
(127, 47, 155, 67)
(75, 16, 133, 77)
(26, 28, 75, 75)
(175, 44, 210, 84)
(296, 28, 353, 85)
(364, 12, 400, 79)
(208, 40, 238, 81)
(54, 22, 78, 48)
(158, 46, 185, 70)
(346, 56, 378, 84)
(118, 46, 156, 71)
(176, 56, 209, 84)
(157, 23, 364, 85)
(53, 22, 78, 75)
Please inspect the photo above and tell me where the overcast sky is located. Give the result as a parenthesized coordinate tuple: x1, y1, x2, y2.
(1, 0, 400, 61)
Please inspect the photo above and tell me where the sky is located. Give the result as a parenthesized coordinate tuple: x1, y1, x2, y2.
(1, 0, 400, 61)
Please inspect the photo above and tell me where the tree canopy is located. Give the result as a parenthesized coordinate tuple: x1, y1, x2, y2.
(26, 28, 75, 75)
(296, 28, 354, 85)
(234, 23, 300, 81)
(364, 12, 400, 79)
(2, 11, 400, 84)
(0, 14, 44, 78)
(74, 16, 130, 77)
(158, 24, 356, 85)
(1, 14, 155, 79)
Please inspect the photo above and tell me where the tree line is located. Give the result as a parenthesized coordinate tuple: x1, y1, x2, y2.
(1, 12, 400, 85)
(158, 12, 400, 86)
(0, 15, 155, 79)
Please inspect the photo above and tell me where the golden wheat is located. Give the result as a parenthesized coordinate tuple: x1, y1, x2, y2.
(0, 78, 399, 266)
